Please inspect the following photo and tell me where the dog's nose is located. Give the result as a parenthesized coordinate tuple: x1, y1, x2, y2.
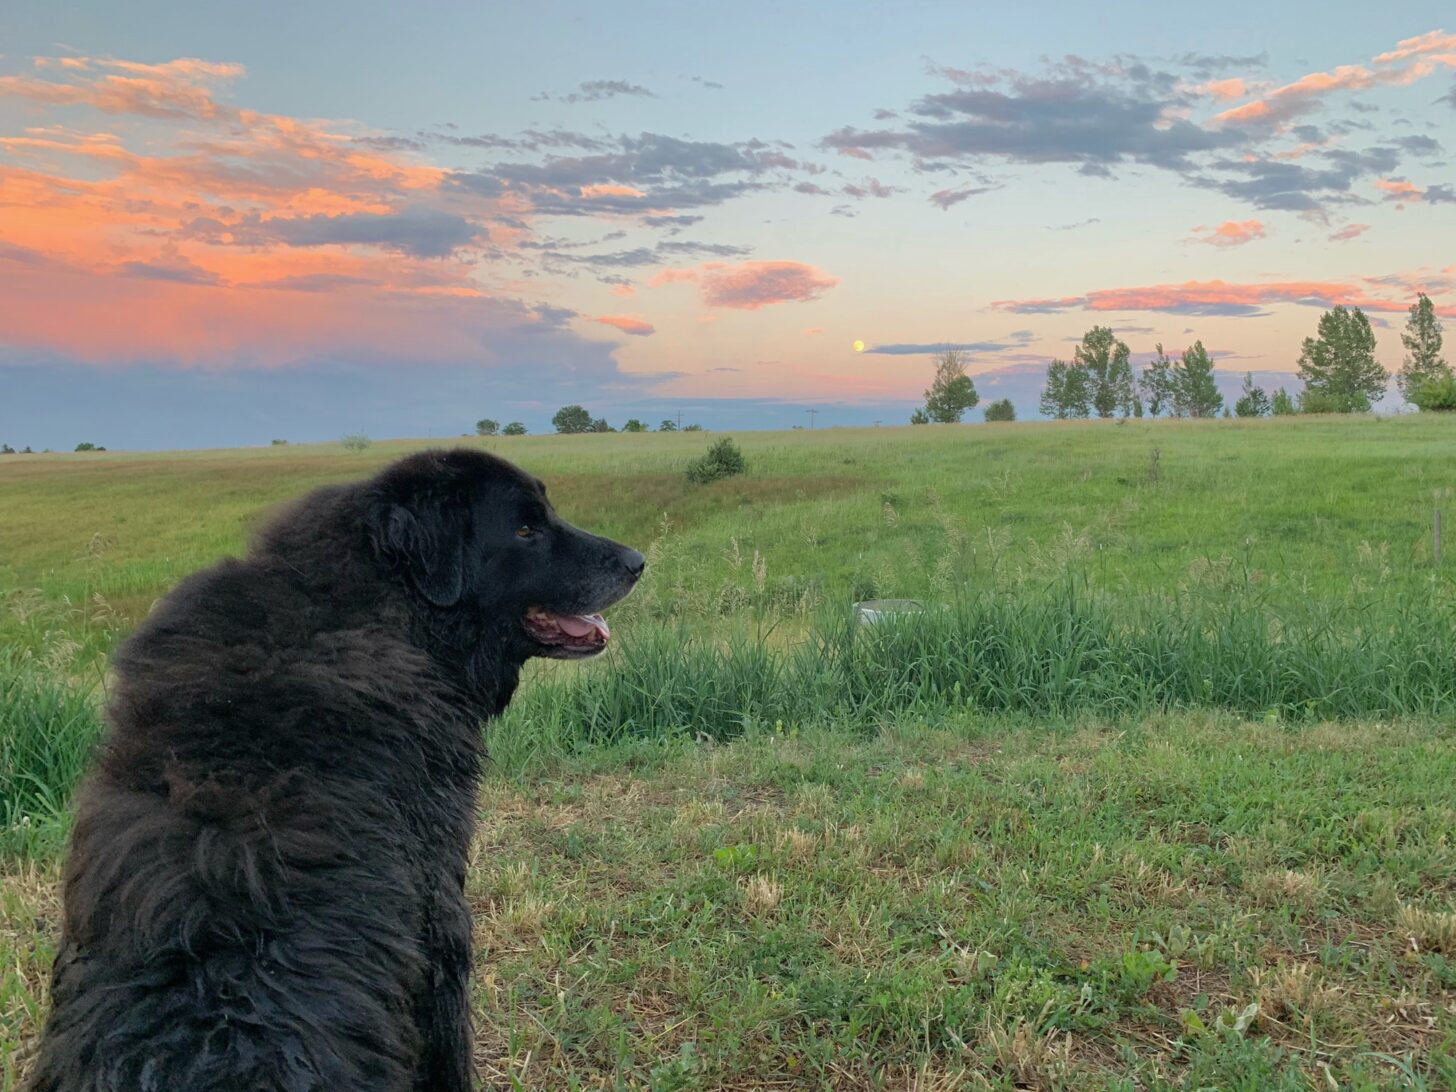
(619, 547, 646, 578)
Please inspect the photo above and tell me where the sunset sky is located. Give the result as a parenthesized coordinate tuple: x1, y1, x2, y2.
(2, 1, 1454, 448)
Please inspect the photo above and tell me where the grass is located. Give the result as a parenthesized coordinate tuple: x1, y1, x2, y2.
(7, 714, 1454, 1088)
(2, 416, 1455, 1086)
(3, 415, 1454, 659)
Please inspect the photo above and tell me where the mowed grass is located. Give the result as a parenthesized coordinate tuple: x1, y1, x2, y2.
(6, 715, 1454, 1088)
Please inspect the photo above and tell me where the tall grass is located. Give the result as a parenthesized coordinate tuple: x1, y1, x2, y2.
(490, 584, 1456, 774)
(0, 652, 103, 854)
(5, 583, 1454, 847)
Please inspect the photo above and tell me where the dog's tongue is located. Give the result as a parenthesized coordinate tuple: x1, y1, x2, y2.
(557, 613, 609, 639)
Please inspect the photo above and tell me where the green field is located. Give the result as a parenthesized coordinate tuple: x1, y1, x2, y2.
(3, 417, 1455, 1088)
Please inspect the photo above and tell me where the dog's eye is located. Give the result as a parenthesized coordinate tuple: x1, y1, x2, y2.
(516, 525, 536, 539)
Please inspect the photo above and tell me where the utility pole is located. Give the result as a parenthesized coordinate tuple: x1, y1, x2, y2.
(805, 408, 818, 430)
(677, 409, 683, 431)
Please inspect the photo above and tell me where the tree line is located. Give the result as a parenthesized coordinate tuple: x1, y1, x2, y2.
(475, 406, 703, 436)
(905, 292, 1450, 425)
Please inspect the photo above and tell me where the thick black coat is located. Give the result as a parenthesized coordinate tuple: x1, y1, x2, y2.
(30, 449, 642, 1091)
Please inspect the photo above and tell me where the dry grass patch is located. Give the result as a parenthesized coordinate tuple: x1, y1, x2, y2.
(1396, 903, 1456, 954)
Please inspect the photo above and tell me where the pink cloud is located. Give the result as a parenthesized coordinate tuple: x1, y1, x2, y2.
(1190, 219, 1267, 247)
(803, 326, 825, 336)
(1213, 31, 1456, 129)
(994, 277, 1456, 319)
(1376, 178, 1423, 202)
(1328, 223, 1370, 242)
(591, 314, 655, 336)
(1191, 77, 1250, 101)
(651, 260, 840, 310)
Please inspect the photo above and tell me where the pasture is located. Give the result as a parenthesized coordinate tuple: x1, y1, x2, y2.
(2, 415, 1455, 1087)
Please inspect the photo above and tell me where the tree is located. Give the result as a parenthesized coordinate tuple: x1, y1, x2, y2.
(909, 408, 930, 425)
(1039, 359, 1091, 419)
(1234, 372, 1271, 417)
(1174, 341, 1224, 418)
(1397, 293, 1449, 405)
(983, 398, 1016, 422)
(1271, 387, 1297, 416)
(1074, 326, 1136, 418)
(658, 419, 678, 432)
(1296, 305, 1385, 412)
(622, 418, 647, 432)
(502, 421, 527, 435)
(475, 418, 499, 436)
(1139, 344, 1177, 417)
(920, 349, 979, 423)
(1411, 375, 1456, 412)
(552, 405, 593, 433)
(74, 442, 98, 451)
(683, 423, 704, 432)
(590, 417, 614, 433)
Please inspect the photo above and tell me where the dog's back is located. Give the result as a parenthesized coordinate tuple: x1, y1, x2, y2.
(30, 522, 479, 1091)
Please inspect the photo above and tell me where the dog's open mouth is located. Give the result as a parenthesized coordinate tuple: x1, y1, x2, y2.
(522, 607, 611, 659)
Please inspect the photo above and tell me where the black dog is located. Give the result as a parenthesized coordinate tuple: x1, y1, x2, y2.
(30, 448, 643, 1091)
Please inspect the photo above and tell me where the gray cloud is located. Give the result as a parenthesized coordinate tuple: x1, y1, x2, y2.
(1426, 184, 1456, 204)
(267, 209, 479, 258)
(929, 183, 997, 209)
(823, 68, 1243, 171)
(116, 255, 220, 286)
(1049, 217, 1100, 230)
(867, 330, 1036, 355)
(536, 79, 656, 104)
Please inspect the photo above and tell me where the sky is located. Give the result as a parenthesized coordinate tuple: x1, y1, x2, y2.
(1, 0, 1453, 449)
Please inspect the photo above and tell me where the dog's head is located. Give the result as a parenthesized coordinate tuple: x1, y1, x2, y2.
(366, 449, 644, 664)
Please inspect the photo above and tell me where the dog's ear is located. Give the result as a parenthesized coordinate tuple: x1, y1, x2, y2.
(370, 494, 467, 607)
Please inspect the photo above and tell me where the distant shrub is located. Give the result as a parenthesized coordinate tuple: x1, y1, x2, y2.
(984, 399, 1016, 422)
(502, 422, 527, 436)
(74, 442, 98, 452)
(270, 438, 289, 446)
(1412, 374, 1456, 412)
(683, 423, 704, 432)
(0, 444, 13, 454)
(475, 418, 499, 436)
(340, 434, 372, 451)
(685, 437, 746, 484)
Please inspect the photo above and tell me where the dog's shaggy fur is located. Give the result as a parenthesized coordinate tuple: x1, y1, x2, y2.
(30, 449, 642, 1092)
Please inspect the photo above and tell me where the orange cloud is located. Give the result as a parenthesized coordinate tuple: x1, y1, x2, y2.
(0, 54, 548, 366)
(1190, 219, 1267, 247)
(591, 314, 656, 336)
(1213, 31, 1456, 128)
(652, 260, 839, 310)
(1191, 77, 1250, 101)
(1376, 178, 1423, 202)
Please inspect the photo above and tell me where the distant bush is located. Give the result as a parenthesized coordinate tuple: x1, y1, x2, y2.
(984, 399, 1016, 422)
(475, 418, 499, 436)
(340, 434, 372, 451)
(0, 444, 13, 454)
(73, 442, 105, 452)
(1411, 374, 1456, 412)
(502, 422, 527, 436)
(270, 438, 288, 446)
(683, 423, 704, 432)
(685, 437, 745, 484)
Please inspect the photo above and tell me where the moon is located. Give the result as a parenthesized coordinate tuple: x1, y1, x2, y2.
(852, 339, 865, 353)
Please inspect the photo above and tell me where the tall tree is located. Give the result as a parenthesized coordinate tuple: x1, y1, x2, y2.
(1233, 372, 1271, 417)
(1039, 359, 1092, 419)
(475, 418, 499, 436)
(1139, 344, 1177, 417)
(622, 418, 647, 432)
(921, 349, 979, 423)
(1074, 326, 1136, 418)
(1296, 305, 1386, 412)
(658, 419, 678, 432)
(552, 405, 594, 433)
(1175, 341, 1224, 418)
(502, 421, 527, 435)
(1271, 387, 1297, 416)
(1397, 292, 1450, 405)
